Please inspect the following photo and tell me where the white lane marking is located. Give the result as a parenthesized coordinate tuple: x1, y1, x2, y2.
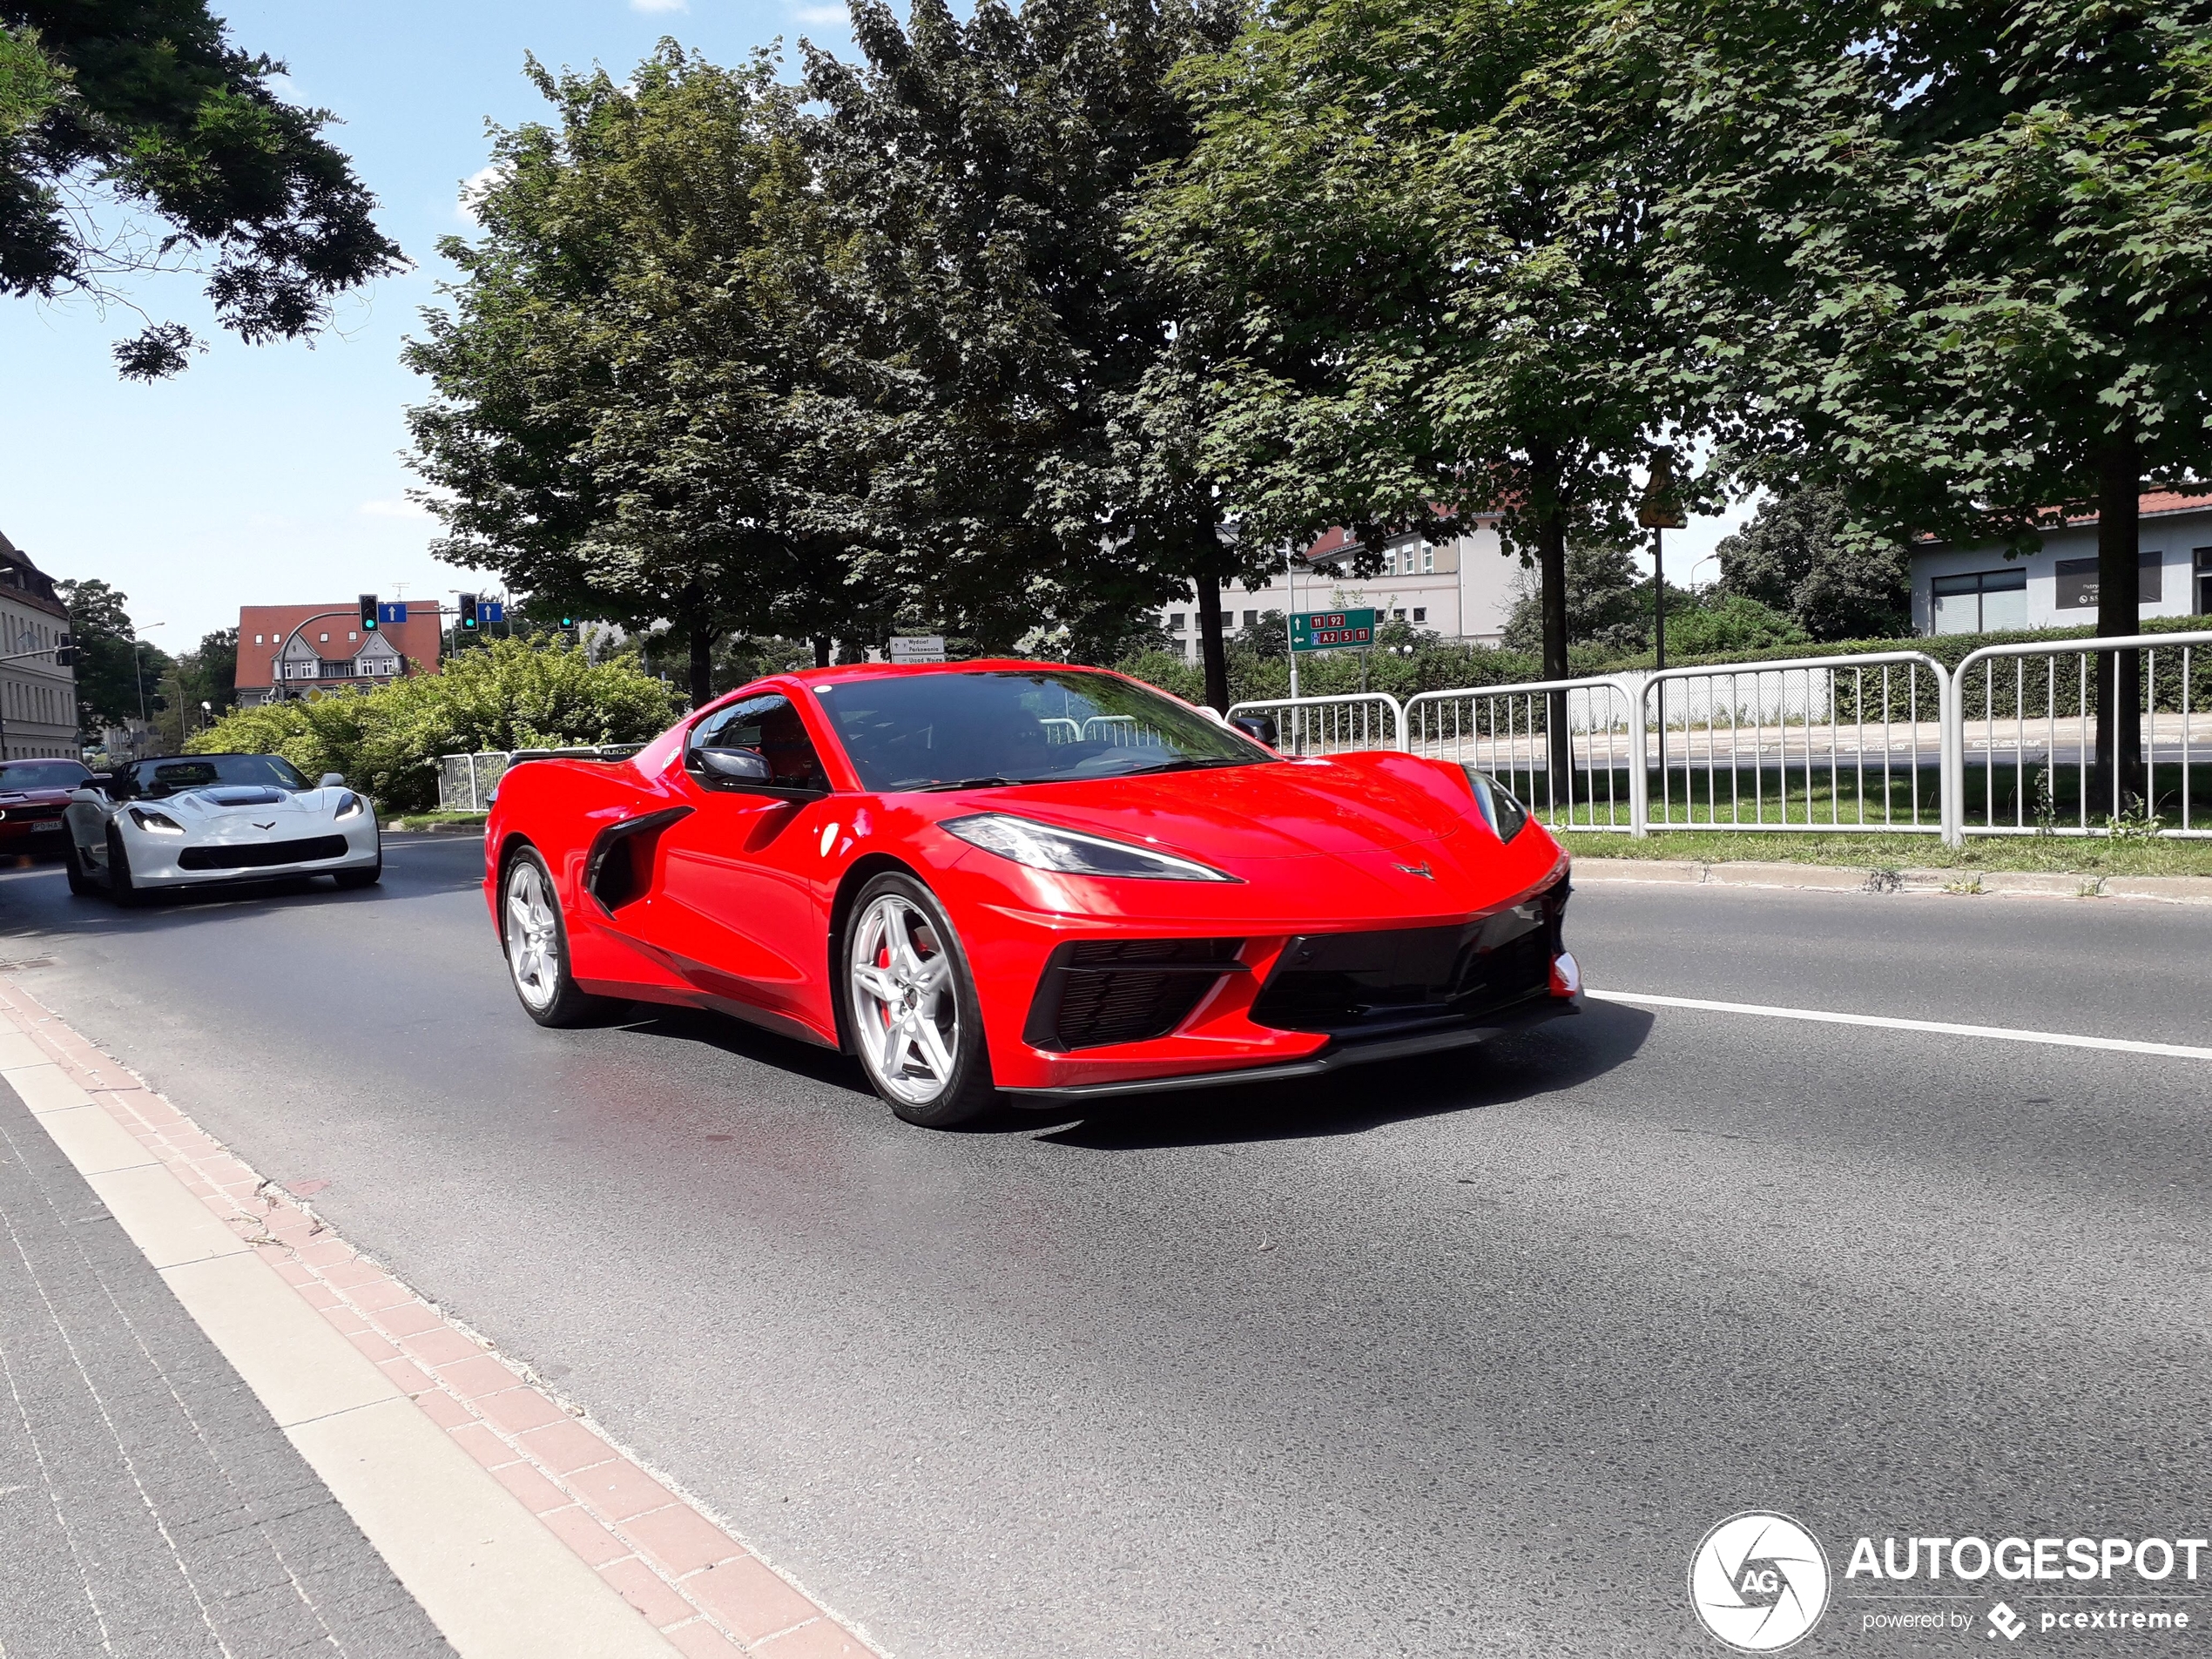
(1587, 989, 2212, 1062)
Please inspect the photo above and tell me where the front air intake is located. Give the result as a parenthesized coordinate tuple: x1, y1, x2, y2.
(1023, 938, 1245, 1052)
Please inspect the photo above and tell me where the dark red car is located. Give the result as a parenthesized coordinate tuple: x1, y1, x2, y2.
(0, 758, 91, 858)
(484, 662, 1579, 1126)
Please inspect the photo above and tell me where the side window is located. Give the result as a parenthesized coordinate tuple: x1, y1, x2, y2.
(687, 694, 831, 792)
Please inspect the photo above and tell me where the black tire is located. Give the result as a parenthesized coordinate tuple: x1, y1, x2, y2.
(498, 846, 611, 1028)
(105, 823, 143, 907)
(334, 857, 381, 890)
(64, 834, 95, 897)
(842, 872, 998, 1128)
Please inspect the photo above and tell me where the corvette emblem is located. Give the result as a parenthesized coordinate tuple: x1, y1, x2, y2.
(1393, 861, 1433, 879)
(253, 820, 275, 829)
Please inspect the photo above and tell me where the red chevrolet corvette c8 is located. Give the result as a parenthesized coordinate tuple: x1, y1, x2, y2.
(484, 661, 1579, 1126)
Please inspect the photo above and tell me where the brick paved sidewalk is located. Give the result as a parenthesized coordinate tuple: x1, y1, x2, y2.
(0, 1071, 454, 1659)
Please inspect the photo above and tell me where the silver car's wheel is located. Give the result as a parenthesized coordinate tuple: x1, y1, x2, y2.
(844, 875, 996, 1126)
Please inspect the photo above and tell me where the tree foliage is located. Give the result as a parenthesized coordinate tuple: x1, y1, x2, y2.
(406, 46, 865, 704)
(1, 2, 401, 375)
(187, 636, 678, 813)
(1715, 490, 1910, 644)
(803, 0, 1251, 699)
(57, 577, 166, 729)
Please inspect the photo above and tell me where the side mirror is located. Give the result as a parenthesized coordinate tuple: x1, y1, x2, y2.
(1231, 713, 1279, 748)
(69, 788, 103, 806)
(319, 772, 345, 788)
(694, 746, 774, 786)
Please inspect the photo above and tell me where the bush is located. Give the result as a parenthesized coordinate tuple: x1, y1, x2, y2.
(188, 637, 680, 813)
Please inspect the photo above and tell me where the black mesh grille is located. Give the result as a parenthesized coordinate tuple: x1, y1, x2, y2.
(1251, 879, 1567, 1037)
(177, 834, 350, 871)
(1025, 938, 1244, 1053)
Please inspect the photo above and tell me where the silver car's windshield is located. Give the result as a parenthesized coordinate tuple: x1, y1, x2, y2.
(125, 755, 312, 799)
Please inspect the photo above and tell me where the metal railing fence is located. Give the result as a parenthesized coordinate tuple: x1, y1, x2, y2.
(1232, 632, 2208, 846)
(1946, 631, 2212, 840)
(1224, 692, 1406, 756)
(1404, 678, 1642, 832)
(1642, 652, 1946, 834)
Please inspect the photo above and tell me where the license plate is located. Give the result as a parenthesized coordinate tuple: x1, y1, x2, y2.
(29, 821, 59, 833)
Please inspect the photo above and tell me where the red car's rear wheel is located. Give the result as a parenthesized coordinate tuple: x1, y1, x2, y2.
(845, 873, 996, 1128)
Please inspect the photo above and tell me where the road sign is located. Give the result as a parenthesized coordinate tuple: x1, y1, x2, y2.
(1291, 609, 1376, 652)
(888, 635, 947, 664)
(480, 600, 505, 624)
(377, 602, 408, 626)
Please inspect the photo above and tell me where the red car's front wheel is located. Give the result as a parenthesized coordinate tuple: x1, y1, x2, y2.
(845, 873, 997, 1128)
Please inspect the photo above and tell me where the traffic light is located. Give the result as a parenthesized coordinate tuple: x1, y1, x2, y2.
(458, 593, 479, 631)
(360, 594, 380, 632)
(54, 632, 73, 666)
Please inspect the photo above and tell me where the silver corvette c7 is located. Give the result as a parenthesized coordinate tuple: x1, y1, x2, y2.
(63, 753, 382, 903)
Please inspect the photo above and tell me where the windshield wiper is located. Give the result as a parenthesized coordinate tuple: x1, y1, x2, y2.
(907, 775, 1034, 793)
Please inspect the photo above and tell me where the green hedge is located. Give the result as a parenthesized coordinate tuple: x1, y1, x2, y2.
(188, 637, 679, 813)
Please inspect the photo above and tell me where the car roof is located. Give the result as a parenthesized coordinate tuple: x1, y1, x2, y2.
(781, 658, 1130, 690)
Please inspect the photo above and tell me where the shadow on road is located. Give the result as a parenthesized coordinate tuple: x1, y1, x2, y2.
(1022, 1001, 1656, 1150)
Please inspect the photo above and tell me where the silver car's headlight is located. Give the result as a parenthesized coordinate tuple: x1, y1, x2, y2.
(334, 791, 364, 820)
(941, 813, 1239, 882)
(129, 807, 185, 835)
(1460, 767, 1529, 843)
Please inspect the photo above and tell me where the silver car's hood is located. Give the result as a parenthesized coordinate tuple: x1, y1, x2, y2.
(138, 786, 348, 824)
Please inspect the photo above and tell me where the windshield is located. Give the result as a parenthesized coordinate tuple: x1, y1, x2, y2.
(125, 754, 312, 799)
(0, 760, 90, 792)
(818, 670, 1271, 792)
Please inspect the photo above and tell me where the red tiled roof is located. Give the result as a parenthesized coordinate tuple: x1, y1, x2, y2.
(2057, 489, 2212, 526)
(236, 604, 443, 691)
(1303, 508, 1500, 563)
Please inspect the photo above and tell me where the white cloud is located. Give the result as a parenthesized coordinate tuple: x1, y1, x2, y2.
(457, 165, 504, 226)
(632, 0, 688, 12)
(358, 499, 433, 520)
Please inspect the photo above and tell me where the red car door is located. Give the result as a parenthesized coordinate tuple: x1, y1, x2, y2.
(617, 691, 846, 1042)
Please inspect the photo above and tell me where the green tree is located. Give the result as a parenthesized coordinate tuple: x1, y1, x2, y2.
(803, 0, 1252, 704)
(1716, 491, 1910, 644)
(1585, 0, 2212, 799)
(1137, 0, 1695, 759)
(407, 46, 867, 705)
(2, 2, 402, 376)
(56, 577, 167, 730)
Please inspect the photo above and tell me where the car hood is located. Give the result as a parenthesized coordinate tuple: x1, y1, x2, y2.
(137, 786, 347, 824)
(0, 788, 76, 808)
(923, 752, 1483, 862)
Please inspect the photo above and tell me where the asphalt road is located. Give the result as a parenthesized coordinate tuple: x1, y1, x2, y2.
(2, 840, 2208, 1657)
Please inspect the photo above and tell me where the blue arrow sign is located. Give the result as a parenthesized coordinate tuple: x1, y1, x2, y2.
(480, 601, 505, 624)
(377, 602, 408, 626)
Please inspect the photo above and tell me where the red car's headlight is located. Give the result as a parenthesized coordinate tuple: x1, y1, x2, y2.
(941, 813, 1239, 882)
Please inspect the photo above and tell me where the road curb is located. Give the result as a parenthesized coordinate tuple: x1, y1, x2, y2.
(0, 979, 880, 1659)
(1570, 857, 2212, 904)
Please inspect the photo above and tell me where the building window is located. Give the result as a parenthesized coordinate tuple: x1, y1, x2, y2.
(348, 631, 358, 641)
(1169, 612, 1186, 632)
(1393, 608, 1406, 621)
(318, 631, 329, 643)
(1242, 610, 1258, 629)
(2197, 548, 2212, 615)
(1413, 607, 1426, 623)
(1932, 568, 2028, 634)
(254, 633, 263, 644)
(2055, 552, 2164, 610)
(1422, 543, 1435, 573)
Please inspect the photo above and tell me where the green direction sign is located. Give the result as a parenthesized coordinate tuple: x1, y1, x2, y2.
(1291, 608, 1377, 653)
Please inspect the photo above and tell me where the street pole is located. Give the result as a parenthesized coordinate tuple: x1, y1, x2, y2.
(1654, 524, 1665, 673)
(1285, 545, 1299, 701)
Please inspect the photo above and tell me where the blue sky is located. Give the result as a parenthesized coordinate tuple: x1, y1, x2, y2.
(1, 0, 1743, 651)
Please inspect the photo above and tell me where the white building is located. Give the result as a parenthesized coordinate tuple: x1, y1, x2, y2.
(1152, 518, 1523, 658)
(1911, 490, 2212, 635)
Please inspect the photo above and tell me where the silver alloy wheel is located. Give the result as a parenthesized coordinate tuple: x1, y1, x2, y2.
(849, 894, 958, 1106)
(505, 859, 561, 1012)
